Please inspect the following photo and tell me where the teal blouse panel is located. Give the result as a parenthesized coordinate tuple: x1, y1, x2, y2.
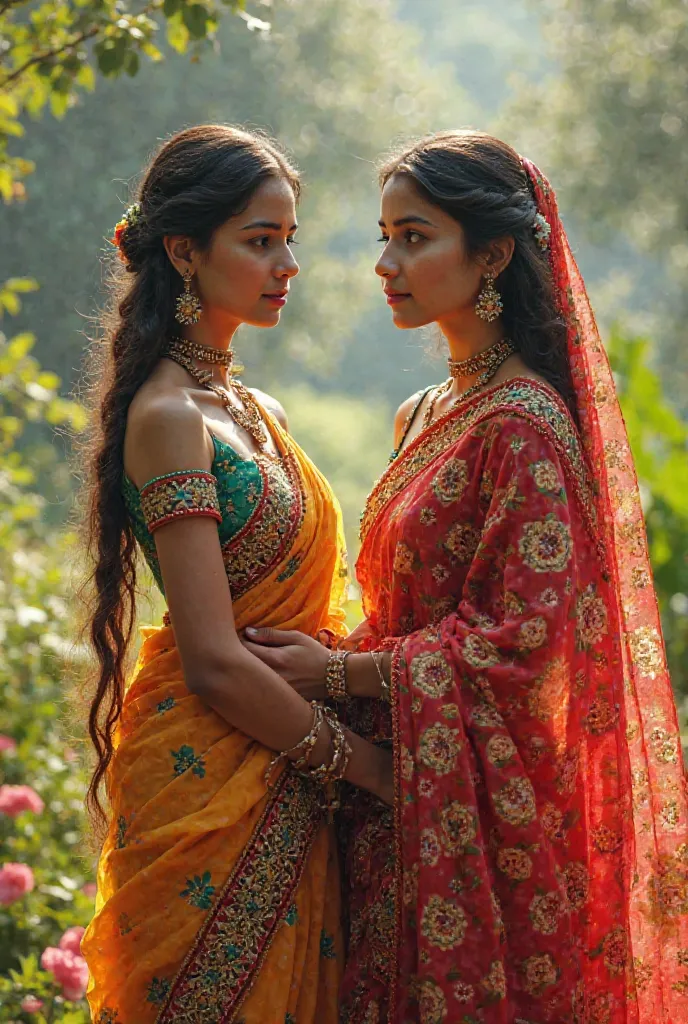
(123, 434, 266, 596)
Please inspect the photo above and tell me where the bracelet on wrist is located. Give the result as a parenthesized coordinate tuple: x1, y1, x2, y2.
(265, 701, 325, 787)
(325, 650, 351, 702)
(372, 651, 391, 703)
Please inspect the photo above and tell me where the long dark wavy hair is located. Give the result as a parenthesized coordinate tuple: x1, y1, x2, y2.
(82, 125, 300, 829)
(379, 130, 576, 415)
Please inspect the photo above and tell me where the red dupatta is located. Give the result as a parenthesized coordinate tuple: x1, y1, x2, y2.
(346, 165, 688, 1024)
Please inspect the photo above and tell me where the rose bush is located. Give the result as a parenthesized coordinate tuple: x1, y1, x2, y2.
(0, 319, 93, 1021)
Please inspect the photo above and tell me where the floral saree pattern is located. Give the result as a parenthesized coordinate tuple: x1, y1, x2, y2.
(83, 411, 348, 1024)
(340, 156, 688, 1024)
(343, 378, 688, 1023)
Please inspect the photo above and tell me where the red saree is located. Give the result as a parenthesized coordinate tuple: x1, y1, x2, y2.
(340, 164, 688, 1024)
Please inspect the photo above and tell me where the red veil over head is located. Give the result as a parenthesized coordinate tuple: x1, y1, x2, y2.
(522, 157, 688, 1016)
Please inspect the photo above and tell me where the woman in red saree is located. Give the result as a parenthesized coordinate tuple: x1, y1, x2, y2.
(245, 131, 688, 1023)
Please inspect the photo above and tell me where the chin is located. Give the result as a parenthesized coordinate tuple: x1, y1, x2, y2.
(391, 310, 430, 331)
(246, 310, 282, 329)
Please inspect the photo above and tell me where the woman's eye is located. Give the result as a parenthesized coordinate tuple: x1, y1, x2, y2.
(287, 237, 299, 246)
(377, 235, 389, 244)
(252, 236, 270, 248)
(406, 230, 423, 244)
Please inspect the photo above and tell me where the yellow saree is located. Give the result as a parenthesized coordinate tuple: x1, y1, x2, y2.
(82, 415, 348, 1024)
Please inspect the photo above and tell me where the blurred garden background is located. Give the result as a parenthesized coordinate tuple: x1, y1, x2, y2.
(1, 0, 687, 1017)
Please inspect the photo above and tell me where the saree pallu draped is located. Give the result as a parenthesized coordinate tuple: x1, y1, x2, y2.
(83, 421, 348, 1024)
(342, 378, 688, 1024)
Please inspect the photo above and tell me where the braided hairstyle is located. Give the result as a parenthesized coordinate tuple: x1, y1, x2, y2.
(379, 130, 576, 415)
(82, 125, 300, 828)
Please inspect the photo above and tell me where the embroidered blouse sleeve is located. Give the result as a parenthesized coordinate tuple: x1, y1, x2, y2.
(139, 470, 222, 534)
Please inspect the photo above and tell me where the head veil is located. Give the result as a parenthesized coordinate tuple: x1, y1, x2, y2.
(522, 157, 688, 1013)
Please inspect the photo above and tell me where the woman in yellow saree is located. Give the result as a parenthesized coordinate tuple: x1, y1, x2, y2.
(80, 125, 392, 1024)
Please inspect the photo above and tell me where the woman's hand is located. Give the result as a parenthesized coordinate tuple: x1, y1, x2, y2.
(339, 618, 378, 652)
(242, 627, 330, 701)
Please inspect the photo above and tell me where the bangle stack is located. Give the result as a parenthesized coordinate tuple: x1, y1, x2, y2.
(325, 650, 351, 702)
(265, 701, 352, 819)
(372, 651, 391, 703)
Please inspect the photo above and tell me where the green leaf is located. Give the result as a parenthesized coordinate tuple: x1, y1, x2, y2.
(5, 278, 38, 294)
(182, 3, 210, 40)
(124, 50, 140, 77)
(163, 0, 182, 15)
(95, 38, 127, 76)
(166, 12, 190, 52)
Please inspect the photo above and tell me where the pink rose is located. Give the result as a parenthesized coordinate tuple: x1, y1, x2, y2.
(59, 926, 85, 956)
(20, 995, 44, 1013)
(0, 735, 16, 754)
(41, 946, 89, 1002)
(0, 784, 44, 817)
(81, 881, 97, 899)
(0, 862, 35, 905)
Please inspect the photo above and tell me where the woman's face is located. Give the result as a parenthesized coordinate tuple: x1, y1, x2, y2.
(176, 176, 300, 331)
(375, 174, 486, 331)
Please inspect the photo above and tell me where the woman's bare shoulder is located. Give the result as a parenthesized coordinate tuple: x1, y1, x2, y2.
(125, 380, 210, 486)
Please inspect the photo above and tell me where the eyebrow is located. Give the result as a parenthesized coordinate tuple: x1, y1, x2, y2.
(241, 220, 298, 232)
(378, 215, 435, 228)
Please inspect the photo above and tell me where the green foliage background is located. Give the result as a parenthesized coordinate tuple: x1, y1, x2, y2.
(1, 0, 687, 1016)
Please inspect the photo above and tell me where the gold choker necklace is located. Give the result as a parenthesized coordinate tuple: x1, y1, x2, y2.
(422, 337, 515, 430)
(169, 335, 235, 369)
(164, 338, 268, 452)
(447, 338, 515, 378)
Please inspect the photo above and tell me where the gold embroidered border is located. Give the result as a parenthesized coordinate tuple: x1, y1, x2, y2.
(221, 447, 306, 600)
(156, 771, 322, 1024)
(360, 378, 600, 556)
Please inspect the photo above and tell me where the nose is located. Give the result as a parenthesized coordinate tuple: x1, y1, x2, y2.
(275, 245, 299, 280)
(375, 249, 398, 279)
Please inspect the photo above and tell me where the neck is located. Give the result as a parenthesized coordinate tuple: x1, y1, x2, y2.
(437, 314, 507, 397)
(178, 310, 240, 354)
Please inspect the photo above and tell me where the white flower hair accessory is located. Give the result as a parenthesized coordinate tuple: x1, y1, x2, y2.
(533, 211, 551, 252)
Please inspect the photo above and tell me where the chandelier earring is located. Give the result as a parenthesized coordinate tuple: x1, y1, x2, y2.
(475, 270, 503, 323)
(175, 269, 203, 325)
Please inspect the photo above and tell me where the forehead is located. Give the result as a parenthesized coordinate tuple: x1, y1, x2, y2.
(379, 174, 434, 218)
(238, 176, 297, 222)
(379, 173, 461, 236)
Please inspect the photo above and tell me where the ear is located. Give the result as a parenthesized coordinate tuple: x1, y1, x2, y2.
(478, 236, 515, 278)
(163, 236, 197, 277)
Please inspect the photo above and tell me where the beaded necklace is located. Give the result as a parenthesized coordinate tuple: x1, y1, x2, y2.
(421, 337, 515, 430)
(164, 337, 269, 453)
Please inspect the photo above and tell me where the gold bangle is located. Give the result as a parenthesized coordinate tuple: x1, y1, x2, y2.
(372, 651, 391, 703)
(264, 701, 325, 787)
(325, 650, 350, 702)
(308, 709, 352, 820)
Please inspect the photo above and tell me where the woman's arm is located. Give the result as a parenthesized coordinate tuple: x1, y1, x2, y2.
(125, 393, 392, 801)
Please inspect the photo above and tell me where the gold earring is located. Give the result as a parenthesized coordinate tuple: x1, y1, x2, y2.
(475, 271, 503, 323)
(175, 269, 202, 325)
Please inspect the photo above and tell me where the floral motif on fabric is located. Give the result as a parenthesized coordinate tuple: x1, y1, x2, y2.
(421, 893, 467, 949)
(156, 772, 322, 1023)
(518, 516, 573, 573)
(431, 457, 469, 505)
(171, 745, 206, 779)
(180, 871, 215, 910)
(410, 650, 453, 698)
(139, 471, 222, 534)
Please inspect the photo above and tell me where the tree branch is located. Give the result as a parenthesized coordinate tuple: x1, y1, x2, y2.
(0, 24, 100, 88)
(0, 0, 30, 17)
